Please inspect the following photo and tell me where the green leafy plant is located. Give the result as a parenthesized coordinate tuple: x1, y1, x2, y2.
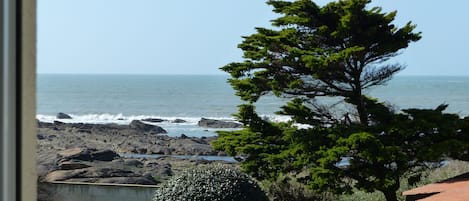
(152, 164, 268, 201)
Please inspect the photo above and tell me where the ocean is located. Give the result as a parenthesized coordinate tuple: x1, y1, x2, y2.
(37, 74, 469, 137)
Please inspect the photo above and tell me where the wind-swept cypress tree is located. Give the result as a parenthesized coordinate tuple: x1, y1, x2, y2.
(213, 1, 469, 201)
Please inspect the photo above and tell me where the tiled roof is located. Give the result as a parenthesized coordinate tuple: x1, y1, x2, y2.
(403, 172, 469, 201)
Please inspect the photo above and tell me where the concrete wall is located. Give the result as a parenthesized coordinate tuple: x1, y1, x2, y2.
(41, 182, 158, 201)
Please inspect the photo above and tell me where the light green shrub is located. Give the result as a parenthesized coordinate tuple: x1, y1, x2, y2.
(152, 164, 268, 201)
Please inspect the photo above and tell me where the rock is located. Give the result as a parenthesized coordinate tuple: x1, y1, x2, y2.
(141, 118, 165, 123)
(58, 161, 91, 170)
(44, 167, 139, 182)
(56, 112, 72, 119)
(152, 147, 174, 155)
(124, 159, 144, 167)
(142, 172, 154, 179)
(44, 169, 88, 182)
(168, 138, 213, 155)
(90, 149, 119, 161)
(37, 134, 45, 140)
(47, 135, 57, 141)
(86, 167, 137, 178)
(144, 161, 173, 178)
(58, 147, 92, 161)
(68, 122, 94, 130)
(197, 118, 243, 128)
(136, 148, 147, 154)
(35, 120, 242, 186)
(191, 158, 210, 165)
(37, 120, 54, 128)
(77, 129, 91, 134)
(37, 164, 54, 178)
(58, 148, 119, 162)
(129, 120, 167, 134)
(53, 120, 65, 125)
(172, 119, 186, 123)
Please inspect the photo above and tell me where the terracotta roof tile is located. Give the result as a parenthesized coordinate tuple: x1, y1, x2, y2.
(403, 172, 469, 201)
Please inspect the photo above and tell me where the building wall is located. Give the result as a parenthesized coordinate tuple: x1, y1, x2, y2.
(39, 182, 158, 201)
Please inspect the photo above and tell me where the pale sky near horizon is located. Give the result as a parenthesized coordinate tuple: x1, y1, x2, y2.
(38, 0, 469, 75)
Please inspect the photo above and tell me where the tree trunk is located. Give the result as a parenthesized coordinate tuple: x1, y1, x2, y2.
(352, 72, 368, 126)
(383, 191, 398, 201)
(356, 95, 368, 126)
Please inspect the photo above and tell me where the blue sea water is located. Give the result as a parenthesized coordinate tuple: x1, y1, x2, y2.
(37, 74, 469, 137)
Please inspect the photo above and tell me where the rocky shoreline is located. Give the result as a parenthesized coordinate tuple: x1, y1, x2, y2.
(37, 118, 239, 187)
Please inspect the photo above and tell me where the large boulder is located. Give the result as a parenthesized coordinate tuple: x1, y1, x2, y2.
(129, 120, 167, 134)
(90, 149, 120, 161)
(197, 118, 242, 128)
(168, 138, 213, 155)
(58, 147, 93, 161)
(56, 112, 72, 119)
(43, 167, 157, 185)
(57, 148, 119, 162)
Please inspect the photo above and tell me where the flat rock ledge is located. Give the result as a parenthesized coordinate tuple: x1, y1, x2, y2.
(36, 120, 222, 156)
(129, 120, 167, 134)
(197, 118, 243, 128)
(37, 119, 167, 134)
(41, 147, 165, 185)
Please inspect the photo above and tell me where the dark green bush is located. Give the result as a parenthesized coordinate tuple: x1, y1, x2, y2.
(152, 164, 268, 201)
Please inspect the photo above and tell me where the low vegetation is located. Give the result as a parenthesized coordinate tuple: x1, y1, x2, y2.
(152, 164, 268, 201)
(260, 174, 336, 201)
(259, 160, 469, 201)
(341, 160, 469, 201)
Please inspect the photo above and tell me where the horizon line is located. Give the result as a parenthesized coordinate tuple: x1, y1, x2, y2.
(36, 72, 230, 76)
(36, 72, 469, 77)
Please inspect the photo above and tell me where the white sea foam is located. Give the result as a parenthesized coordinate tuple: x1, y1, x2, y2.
(36, 113, 240, 124)
(260, 114, 292, 123)
(36, 113, 302, 137)
(36, 113, 294, 124)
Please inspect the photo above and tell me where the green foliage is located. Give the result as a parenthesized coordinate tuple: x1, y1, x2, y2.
(222, 0, 421, 124)
(216, 99, 469, 201)
(260, 174, 338, 201)
(152, 164, 268, 201)
(339, 160, 469, 201)
(214, 1, 469, 201)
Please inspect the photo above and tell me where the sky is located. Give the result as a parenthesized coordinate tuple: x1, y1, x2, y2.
(38, 0, 469, 75)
